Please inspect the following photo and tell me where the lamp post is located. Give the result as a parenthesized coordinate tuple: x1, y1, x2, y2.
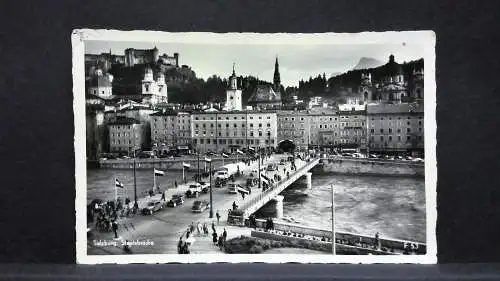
(331, 184, 336, 255)
(133, 147, 138, 208)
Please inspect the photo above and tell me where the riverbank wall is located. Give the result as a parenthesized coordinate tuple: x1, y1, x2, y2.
(315, 157, 424, 177)
(246, 218, 426, 254)
(98, 157, 247, 171)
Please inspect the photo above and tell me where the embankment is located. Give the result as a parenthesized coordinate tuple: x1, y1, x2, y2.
(99, 157, 246, 171)
(315, 157, 424, 177)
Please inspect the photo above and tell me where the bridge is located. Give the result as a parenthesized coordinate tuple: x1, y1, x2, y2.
(234, 158, 320, 220)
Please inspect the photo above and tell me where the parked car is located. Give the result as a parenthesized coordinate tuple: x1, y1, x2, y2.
(141, 200, 163, 215)
(198, 181, 210, 193)
(266, 164, 277, 171)
(192, 200, 210, 213)
(167, 194, 185, 207)
(412, 158, 424, 163)
(186, 183, 202, 198)
(214, 177, 228, 188)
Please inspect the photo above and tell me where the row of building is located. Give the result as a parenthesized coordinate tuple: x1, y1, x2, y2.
(85, 52, 425, 160)
(86, 100, 424, 160)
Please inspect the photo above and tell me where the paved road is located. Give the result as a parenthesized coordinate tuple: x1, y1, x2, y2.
(88, 153, 304, 255)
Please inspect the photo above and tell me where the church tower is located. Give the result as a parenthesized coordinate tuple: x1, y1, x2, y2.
(273, 56, 281, 92)
(225, 63, 242, 111)
(359, 72, 373, 103)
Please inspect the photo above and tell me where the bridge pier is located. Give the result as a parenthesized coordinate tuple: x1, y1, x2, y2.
(305, 172, 312, 189)
(274, 195, 284, 219)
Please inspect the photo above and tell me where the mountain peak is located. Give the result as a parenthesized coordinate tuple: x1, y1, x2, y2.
(353, 57, 384, 70)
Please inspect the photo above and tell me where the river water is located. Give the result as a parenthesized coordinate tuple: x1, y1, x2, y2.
(255, 173, 426, 243)
(87, 169, 425, 243)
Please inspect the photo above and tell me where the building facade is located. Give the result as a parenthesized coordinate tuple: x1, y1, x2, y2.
(108, 117, 146, 153)
(191, 110, 278, 153)
(141, 68, 168, 105)
(366, 103, 424, 156)
(277, 111, 310, 150)
(86, 69, 114, 99)
(150, 110, 192, 154)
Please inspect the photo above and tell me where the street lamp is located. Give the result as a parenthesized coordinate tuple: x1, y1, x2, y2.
(331, 184, 336, 255)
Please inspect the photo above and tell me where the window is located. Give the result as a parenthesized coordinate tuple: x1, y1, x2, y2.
(380, 136, 384, 141)
(250, 124, 253, 127)
(398, 136, 401, 141)
(226, 124, 229, 128)
(267, 116, 271, 119)
(218, 124, 221, 128)
(267, 123, 270, 127)
(210, 124, 214, 128)
(370, 129, 374, 133)
(259, 131, 263, 137)
(389, 136, 392, 141)
(407, 128, 411, 133)
(259, 124, 262, 127)
(389, 128, 392, 133)
(259, 116, 262, 119)
(195, 130, 199, 135)
(207, 139, 210, 144)
(380, 129, 384, 133)
(234, 124, 237, 128)
(407, 136, 411, 141)
(371, 136, 374, 141)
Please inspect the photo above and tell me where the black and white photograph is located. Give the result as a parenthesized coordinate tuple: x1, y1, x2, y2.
(73, 30, 436, 264)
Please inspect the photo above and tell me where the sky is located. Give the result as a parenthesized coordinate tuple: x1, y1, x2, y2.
(86, 40, 425, 88)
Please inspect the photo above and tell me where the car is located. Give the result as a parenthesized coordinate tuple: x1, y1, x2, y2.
(198, 181, 210, 193)
(167, 194, 185, 207)
(192, 200, 210, 213)
(412, 158, 424, 163)
(214, 177, 228, 188)
(405, 156, 413, 160)
(141, 200, 163, 215)
(186, 183, 202, 198)
(215, 170, 230, 180)
(368, 154, 378, 159)
(266, 164, 277, 171)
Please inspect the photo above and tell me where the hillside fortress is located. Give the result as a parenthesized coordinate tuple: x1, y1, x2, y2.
(85, 47, 179, 73)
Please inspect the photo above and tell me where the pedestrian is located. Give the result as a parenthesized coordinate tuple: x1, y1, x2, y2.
(196, 222, 201, 235)
(223, 228, 227, 241)
(183, 242, 190, 254)
(217, 235, 224, 251)
(203, 223, 209, 235)
(190, 222, 195, 233)
(241, 192, 245, 200)
(211, 222, 216, 233)
(212, 232, 218, 245)
(232, 201, 237, 210)
(216, 211, 220, 224)
(177, 237, 183, 254)
(374, 232, 380, 249)
(161, 191, 166, 201)
(186, 229, 190, 239)
(175, 180, 178, 188)
(111, 220, 118, 238)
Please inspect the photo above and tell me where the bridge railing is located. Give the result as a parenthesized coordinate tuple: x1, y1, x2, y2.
(240, 158, 319, 216)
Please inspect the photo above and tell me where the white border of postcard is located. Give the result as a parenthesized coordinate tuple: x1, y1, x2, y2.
(73, 29, 437, 264)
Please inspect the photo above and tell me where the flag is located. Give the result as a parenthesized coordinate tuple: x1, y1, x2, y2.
(115, 179, 124, 188)
(222, 153, 229, 158)
(236, 149, 244, 155)
(204, 157, 212, 163)
(182, 162, 191, 168)
(154, 169, 165, 176)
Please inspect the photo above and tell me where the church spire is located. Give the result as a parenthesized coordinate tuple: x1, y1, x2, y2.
(273, 56, 281, 91)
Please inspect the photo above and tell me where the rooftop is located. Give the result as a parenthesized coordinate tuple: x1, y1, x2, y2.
(108, 117, 141, 126)
(366, 103, 424, 114)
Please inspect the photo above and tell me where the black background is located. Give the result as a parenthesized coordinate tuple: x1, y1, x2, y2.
(0, 0, 499, 275)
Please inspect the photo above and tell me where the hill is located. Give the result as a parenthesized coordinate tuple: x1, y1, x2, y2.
(352, 57, 384, 70)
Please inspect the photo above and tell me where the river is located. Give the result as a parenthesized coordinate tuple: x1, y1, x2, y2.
(87, 169, 425, 243)
(254, 173, 426, 243)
